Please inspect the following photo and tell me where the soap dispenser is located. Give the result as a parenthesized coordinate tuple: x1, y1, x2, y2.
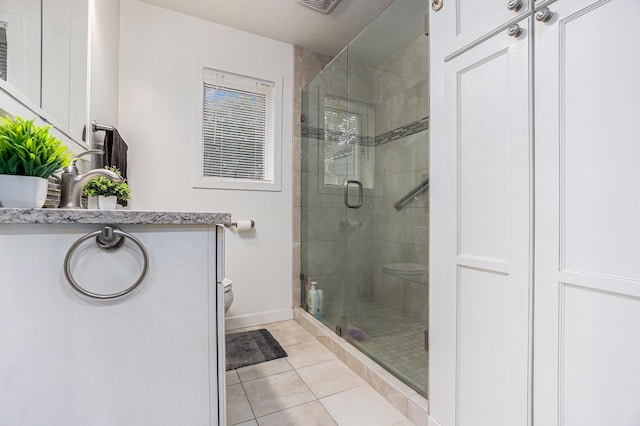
(316, 287, 324, 317)
(308, 281, 319, 316)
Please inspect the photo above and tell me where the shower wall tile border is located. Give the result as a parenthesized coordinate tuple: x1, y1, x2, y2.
(375, 116, 429, 146)
(293, 307, 429, 425)
(301, 115, 429, 147)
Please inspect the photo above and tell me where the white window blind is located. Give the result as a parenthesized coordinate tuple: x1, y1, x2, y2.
(323, 96, 375, 189)
(202, 68, 275, 183)
(0, 23, 7, 82)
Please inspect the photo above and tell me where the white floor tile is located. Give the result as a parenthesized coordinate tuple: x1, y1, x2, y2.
(237, 357, 293, 382)
(297, 359, 365, 399)
(256, 400, 337, 426)
(285, 340, 337, 369)
(320, 385, 408, 426)
(226, 383, 254, 425)
(243, 370, 316, 417)
(226, 369, 241, 386)
(266, 322, 316, 347)
(393, 420, 416, 426)
(234, 420, 258, 426)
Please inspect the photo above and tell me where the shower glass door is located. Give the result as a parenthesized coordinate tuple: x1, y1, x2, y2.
(301, 47, 349, 336)
(301, 0, 429, 397)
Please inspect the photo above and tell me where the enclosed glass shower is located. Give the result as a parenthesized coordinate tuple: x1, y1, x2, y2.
(300, 0, 429, 397)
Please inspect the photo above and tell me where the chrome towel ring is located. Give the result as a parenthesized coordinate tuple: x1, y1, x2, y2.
(64, 226, 149, 300)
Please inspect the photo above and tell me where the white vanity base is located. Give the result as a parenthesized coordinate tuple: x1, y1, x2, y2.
(0, 222, 225, 425)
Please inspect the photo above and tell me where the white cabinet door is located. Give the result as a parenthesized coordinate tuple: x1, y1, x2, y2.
(444, 18, 532, 426)
(0, 224, 220, 426)
(444, 0, 531, 56)
(534, 1, 640, 425)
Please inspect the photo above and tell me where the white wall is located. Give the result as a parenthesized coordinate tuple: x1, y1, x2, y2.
(118, 0, 294, 328)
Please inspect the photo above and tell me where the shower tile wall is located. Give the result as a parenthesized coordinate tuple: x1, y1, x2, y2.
(371, 34, 429, 323)
(374, 35, 429, 136)
(294, 46, 333, 308)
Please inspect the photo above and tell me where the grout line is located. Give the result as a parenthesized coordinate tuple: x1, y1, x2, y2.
(238, 380, 258, 424)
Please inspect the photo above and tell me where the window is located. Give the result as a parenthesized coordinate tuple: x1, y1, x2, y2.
(194, 67, 282, 191)
(323, 95, 375, 189)
(0, 23, 7, 81)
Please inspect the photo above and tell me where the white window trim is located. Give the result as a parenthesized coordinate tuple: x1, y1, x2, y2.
(192, 60, 283, 192)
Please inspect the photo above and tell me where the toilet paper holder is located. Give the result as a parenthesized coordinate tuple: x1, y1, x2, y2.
(225, 220, 255, 229)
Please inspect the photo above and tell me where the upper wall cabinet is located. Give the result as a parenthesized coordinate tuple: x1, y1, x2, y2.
(444, 0, 531, 56)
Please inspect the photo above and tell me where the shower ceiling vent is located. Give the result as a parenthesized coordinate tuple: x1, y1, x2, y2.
(296, 0, 343, 14)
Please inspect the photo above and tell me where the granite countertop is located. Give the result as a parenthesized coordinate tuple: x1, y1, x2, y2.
(0, 208, 231, 225)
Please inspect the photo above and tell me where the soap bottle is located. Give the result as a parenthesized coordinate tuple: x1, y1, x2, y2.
(305, 277, 312, 310)
(308, 281, 318, 315)
(316, 287, 324, 317)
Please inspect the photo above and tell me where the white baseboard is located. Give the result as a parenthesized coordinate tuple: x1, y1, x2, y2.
(225, 308, 293, 331)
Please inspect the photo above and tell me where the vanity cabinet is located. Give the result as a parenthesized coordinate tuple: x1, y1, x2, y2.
(435, 0, 640, 424)
(0, 211, 229, 426)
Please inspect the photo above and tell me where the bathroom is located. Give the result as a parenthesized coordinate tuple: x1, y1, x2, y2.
(0, 0, 636, 425)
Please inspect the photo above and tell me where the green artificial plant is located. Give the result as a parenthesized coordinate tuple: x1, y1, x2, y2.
(82, 166, 131, 201)
(0, 115, 73, 178)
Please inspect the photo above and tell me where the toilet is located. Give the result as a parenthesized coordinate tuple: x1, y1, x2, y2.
(381, 263, 428, 284)
(223, 278, 234, 313)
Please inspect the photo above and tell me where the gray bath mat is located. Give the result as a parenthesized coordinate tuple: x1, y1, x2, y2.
(225, 329, 288, 371)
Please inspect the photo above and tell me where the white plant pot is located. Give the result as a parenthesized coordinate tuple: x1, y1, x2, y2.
(97, 195, 118, 210)
(0, 174, 48, 208)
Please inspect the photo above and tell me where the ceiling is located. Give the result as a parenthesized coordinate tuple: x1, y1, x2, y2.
(137, 0, 396, 57)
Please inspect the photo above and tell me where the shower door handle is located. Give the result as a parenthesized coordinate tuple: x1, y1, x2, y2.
(344, 180, 363, 209)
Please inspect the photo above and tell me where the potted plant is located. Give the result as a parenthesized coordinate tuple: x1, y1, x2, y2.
(82, 166, 131, 209)
(0, 115, 73, 208)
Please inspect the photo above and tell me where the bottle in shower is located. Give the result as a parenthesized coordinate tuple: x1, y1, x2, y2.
(308, 281, 319, 316)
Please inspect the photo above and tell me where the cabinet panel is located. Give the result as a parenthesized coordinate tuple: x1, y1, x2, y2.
(534, 0, 640, 424)
(562, 284, 640, 426)
(457, 267, 530, 425)
(444, 18, 532, 426)
(457, 50, 510, 262)
(444, 0, 531, 56)
(559, 1, 640, 282)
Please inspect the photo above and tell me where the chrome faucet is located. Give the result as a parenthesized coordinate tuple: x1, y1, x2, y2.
(58, 150, 122, 209)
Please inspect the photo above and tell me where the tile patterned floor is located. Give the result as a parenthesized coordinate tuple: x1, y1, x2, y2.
(226, 320, 414, 426)
(322, 301, 429, 395)
(347, 302, 429, 394)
